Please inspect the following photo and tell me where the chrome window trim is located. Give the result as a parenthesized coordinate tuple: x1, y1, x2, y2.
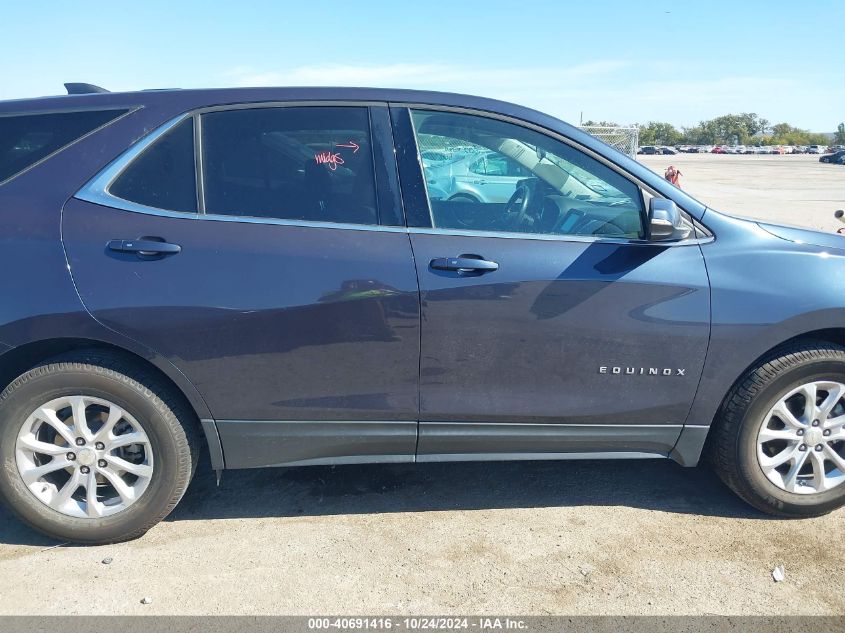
(74, 101, 712, 246)
(408, 226, 713, 246)
(75, 102, 393, 230)
(75, 112, 194, 213)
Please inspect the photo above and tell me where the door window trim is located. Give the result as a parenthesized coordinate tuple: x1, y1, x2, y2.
(75, 101, 404, 232)
(390, 102, 710, 244)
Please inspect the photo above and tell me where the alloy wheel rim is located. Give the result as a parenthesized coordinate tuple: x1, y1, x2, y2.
(756, 380, 845, 494)
(15, 395, 154, 518)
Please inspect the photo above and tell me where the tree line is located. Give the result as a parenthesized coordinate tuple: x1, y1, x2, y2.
(584, 116, 845, 147)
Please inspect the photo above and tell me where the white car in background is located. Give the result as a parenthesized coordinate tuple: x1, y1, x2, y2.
(807, 145, 825, 154)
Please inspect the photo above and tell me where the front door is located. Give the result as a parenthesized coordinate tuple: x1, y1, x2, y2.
(64, 105, 420, 468)
(395, 107, 710, 459)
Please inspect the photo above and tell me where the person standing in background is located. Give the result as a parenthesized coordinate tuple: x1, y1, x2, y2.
(664, 165, 682, 188)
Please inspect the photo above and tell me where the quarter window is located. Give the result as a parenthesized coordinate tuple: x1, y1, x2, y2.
(109, 117, 197, 213)
(0, 108, 129, 184)
(200, 106, 378, 224)
(411, 110, 645, 239)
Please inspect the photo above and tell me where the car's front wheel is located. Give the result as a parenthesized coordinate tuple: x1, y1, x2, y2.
(0, 351, 199, 543)
(711, 341, 845, 517)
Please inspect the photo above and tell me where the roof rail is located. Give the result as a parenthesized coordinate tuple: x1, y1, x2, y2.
(64, 83, 110, 95)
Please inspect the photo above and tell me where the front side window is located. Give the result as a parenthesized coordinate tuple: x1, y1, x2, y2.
(411, 110, 645, 239)
(201, 106, 378, 225)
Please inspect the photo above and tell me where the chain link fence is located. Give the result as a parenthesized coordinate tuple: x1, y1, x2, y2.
(577, 126, 639, 158)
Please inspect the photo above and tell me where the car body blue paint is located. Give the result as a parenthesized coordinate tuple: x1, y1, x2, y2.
(0, 86, 842, 470)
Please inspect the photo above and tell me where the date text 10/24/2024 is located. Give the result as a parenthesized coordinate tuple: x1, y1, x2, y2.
(307, 618, 528, 630)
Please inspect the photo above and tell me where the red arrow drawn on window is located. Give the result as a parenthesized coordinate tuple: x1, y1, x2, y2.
(335, 140, 360, 153)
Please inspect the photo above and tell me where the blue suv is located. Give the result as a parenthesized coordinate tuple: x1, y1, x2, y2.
(1, 84, 844, 543)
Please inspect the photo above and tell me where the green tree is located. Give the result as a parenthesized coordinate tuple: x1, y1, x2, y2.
(673, 113, 770, 145)
(765, 123, 830, 146)
(835, 123, 845, 145)
(638, 121, 682, 145)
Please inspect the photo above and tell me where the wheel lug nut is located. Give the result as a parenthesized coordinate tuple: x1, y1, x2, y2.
(823, 429, 831, 437)
(95, 442, 105, 450)
(799, 444, 807, 451)
(815, 444, 824, 451)
(98, 459, 107, 468)
(80, 465, 90, 474)
(812, 420, 820, 427)
(797, 429, 805, 436)
(67, 452, 76, 461)
(75, 437, 85, 446)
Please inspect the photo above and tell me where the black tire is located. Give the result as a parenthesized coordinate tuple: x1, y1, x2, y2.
(710, 340, 845, 517)
(0, 350, 200, 543)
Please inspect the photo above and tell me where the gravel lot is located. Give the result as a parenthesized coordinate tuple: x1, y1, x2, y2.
(0, 153, 843, 616)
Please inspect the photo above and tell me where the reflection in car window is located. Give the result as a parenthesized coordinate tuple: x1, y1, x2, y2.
(201, 107, 378, 224)
(411, 110, 645, 239)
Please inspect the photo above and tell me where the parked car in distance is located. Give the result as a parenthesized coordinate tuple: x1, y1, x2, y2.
(808, 145, 826, 154)
(820, 150, 845, 164)
(420, 150, 456, 168)
(2, 83, 845, 544)
(423, 150, 533, 203)
(711, 146, 726, 153)
(638, 145, 660, 155)
(659, 146, 678, 155)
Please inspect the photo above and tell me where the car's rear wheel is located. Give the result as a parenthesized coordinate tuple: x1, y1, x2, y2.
(710, 341, 845, 517)
(0, 351, 199, 543)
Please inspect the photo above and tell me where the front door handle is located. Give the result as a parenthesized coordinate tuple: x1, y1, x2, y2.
(107, 238, 182, 257)
(430, 256, 499, 274)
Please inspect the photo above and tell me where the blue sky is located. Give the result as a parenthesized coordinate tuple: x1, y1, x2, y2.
(2, 0, 842, 131)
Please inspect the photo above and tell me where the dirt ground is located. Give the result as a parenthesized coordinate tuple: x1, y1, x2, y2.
(0, 154, 844, 616)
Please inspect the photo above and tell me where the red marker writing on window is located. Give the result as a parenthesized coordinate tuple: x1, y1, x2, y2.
(335, 140, 359, 153)
(314, 151, 344, 170)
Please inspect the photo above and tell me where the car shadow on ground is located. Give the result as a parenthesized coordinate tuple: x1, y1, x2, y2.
(0, 458, 768, 547)
(169, 457, 766, 523)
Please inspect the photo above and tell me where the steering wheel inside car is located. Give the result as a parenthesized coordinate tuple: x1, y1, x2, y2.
(503, 183, 534, 230)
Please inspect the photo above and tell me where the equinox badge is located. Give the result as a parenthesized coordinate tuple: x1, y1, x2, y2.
(599, 366, 686, 376)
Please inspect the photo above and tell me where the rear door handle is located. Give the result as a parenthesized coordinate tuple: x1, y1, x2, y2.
(107, 239, 181, 256)
(430, 256, 499, 274)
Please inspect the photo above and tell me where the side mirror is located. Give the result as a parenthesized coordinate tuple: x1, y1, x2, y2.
(648, 198, 692, 241)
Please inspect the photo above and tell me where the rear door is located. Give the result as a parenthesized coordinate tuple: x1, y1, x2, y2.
(392, 106, 711, 459)
(64, 104, 421, 468)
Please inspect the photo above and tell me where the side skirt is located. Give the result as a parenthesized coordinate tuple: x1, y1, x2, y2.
(417, 422, 681, 461)
(213, 420, 684, 469)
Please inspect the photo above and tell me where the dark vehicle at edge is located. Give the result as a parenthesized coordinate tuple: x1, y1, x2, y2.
(1, 83, 845, 543)
(820, 150, 845, 164)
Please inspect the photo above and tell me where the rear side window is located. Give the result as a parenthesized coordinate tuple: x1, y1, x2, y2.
(200, 106, 378, 224)
(0, 109, 128, 183)
(109, 118, 197, 213)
